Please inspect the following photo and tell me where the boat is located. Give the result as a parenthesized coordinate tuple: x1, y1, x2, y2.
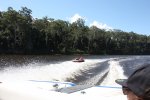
(28, 80, 76, 91)
(0, 80, 126, 100)
(72, 57, 85, 62)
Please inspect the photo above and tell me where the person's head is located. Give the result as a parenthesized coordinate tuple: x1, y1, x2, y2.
(115, 64, 150, 100)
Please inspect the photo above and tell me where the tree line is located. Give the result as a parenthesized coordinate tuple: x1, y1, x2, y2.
(0, 7, 150, 55)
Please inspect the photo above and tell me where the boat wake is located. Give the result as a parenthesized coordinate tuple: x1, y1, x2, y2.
(1, 56, 141, 100)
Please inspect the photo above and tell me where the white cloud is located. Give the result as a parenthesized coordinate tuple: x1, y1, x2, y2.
(69, 13, 87, 23)
(90, 21, 113, 31)
(68, 14, 113, 31)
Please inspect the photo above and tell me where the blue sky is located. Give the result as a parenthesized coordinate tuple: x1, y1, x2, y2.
(0, 0, 150, 35)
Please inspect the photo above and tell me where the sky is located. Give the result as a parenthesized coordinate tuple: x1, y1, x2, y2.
(0, 0, 150, 35)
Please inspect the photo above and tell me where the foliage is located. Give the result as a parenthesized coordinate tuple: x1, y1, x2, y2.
(0, 7, 150, 55)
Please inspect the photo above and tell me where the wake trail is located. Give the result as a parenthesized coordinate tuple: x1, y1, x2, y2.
(66, 60, 110, 85)
(0, 59, 109, 83)
(100, 60, 127, 86)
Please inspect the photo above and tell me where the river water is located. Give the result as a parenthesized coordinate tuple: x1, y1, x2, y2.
(0, 55, 150, 86)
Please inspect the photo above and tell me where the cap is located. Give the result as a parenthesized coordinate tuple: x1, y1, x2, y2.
(116, 64, 150, 98)
(115, 79, 127, 87)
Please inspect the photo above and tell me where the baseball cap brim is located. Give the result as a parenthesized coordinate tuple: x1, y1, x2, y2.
(115, 79, 127, 87)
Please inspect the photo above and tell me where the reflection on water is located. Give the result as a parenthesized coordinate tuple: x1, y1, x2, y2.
(0, 55, 73, 68)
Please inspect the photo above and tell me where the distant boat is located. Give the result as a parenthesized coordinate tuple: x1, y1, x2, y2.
(72, 56, 85, 62)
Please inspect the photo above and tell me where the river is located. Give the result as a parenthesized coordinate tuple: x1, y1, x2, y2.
(0, 55, 150, 86)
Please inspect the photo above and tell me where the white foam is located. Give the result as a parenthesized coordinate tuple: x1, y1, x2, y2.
(101, 60, 127, 86)
(0, 58, 127, 100)
(0, 59, 107, 82)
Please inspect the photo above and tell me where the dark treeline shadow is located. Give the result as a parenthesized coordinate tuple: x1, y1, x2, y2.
(0, 7, 150, 55)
